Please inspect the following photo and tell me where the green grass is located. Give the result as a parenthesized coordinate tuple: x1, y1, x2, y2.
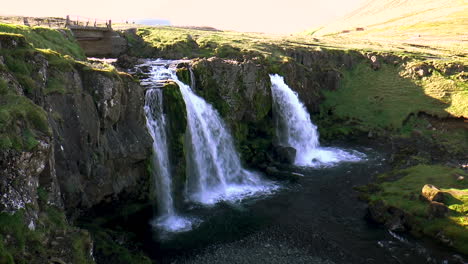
(0, 23, 85, 60)
(0, 42, 51, 151)
(0, 207, 94, 264)
(0, 91, 50, 150)
(368, 165, 468, 254)
(318, 61, 466, 135)
(416, 71, 468, 118)
(128, 26, 303, 61)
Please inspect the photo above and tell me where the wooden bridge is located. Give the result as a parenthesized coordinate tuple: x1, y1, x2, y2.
(65, 16, 127, 57)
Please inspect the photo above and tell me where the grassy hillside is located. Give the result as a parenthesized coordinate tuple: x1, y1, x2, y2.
(314, 0, 467, 38)
(0, 23, 85, 60)
(308, 0, 467, 57)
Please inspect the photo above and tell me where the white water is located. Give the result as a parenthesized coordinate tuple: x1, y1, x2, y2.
(270, 74, 365, 167)
(143, 59, 276, 210)
(144, 65, 193, 233)
(175, 69, 276, 205)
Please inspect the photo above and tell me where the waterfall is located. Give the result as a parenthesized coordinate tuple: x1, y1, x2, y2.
(270, 74, 364, 167)
(143, 64, 192, 233)
(141, 59, 276, 216)
(188, 67, 196, 90)
(174, 69, 276, 205)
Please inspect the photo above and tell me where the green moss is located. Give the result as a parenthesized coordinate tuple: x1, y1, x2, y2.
(365, 165, 468, 254)
(91, 229, 151, 264)
(45, 76, 66, 94)
(215, 44, 242, 59)
(71, 232, 93, 264)
(0, 239, 14, 264)
(78, 204, 152, 264)
(4, 55, 33, 75)
(0, 206, 94, 264)
(176, 68, 191, 86)
(0, 90, 50, 150)
(162, 82, 188, 201)
(23, 129, 39, 150)
(0, 211, 30, 256)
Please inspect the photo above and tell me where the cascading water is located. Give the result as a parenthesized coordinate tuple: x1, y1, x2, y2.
(175, 69, 276, 205)
(270, 74, 364, 167)
(142, 59, 276, 212)
(143, 65, 192, 233)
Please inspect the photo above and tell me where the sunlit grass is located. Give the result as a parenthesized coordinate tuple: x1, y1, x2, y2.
(0, 23, 85, 60)
(368, 165, 468, 254)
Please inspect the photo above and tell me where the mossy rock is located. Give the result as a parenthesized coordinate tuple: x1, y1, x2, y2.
(361, 165, 468, 254)
(161, 82, 188, 207)
(0, 33, 30, 49)
(0, 207, 94, 264)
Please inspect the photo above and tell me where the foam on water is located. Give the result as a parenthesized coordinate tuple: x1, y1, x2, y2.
(270, 74, 365, 167)
(141, 60, 277, 234)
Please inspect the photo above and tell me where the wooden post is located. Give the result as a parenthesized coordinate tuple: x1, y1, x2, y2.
(23, 17, 30, 27)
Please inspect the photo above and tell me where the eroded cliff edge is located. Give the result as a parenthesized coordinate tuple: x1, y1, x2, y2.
(0, 31, 152, 263)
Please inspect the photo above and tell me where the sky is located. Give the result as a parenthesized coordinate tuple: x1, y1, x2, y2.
(1, 0, 365, 33)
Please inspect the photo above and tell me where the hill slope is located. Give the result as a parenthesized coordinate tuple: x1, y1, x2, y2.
(314, 0, 467, 42)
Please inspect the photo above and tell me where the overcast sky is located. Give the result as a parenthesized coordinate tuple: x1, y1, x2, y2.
(2, 0, 365, 33)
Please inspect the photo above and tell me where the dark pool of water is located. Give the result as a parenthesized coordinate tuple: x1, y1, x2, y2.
(97, 143, 464, 264)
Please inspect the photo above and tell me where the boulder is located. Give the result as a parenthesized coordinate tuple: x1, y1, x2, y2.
(428, 201, 448, 218)
(116, 54, 138, 69)
(274, 145, 297, 164)
(421, 184, 445, 202)
(411, 63, 433, 78)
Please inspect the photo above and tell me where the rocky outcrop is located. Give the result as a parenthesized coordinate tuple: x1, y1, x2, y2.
(72, 28, 127, 57)
(0, 33, 153, 261)
(161, 81, 187, 207)
(0, 39, 152, 220)
(278, 49, 362, 114)
(272, 145, 296, 165)
(47, 69, 152, 213)
(191, 57, 274, 165)
(0, 139, 60, 220)
(421, 184, 445, 202)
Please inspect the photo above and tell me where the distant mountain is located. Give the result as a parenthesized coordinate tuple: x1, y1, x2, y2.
(314, 0, 467, 40)
(134, 18, 171, 26)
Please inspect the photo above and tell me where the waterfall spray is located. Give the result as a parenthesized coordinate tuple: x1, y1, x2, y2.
(270, 74, 365, 167)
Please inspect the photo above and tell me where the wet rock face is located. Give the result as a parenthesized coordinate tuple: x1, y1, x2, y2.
(192, 58, 272, 124)
(273, 145, 297, 164)
(0, 57, 152, 217)
(191, 58, 274, 165)
(47, 70, 153, 213)
(279, 50, 357, 114)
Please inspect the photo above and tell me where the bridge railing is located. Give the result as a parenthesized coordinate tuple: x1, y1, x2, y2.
(64, 15, 112, 29)
(20, 15, 122, 30)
